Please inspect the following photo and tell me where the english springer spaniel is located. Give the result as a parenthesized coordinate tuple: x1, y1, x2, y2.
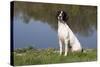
(57, 10, 82, 56)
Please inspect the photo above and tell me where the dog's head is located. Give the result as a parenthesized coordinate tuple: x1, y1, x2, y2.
(57, 10, 69, 22)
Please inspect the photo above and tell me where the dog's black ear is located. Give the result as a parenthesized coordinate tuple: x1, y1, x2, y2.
(66, 13, 69, 21)
(63, 11, 69, 22)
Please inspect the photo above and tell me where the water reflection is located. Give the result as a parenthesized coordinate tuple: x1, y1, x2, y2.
(13, 1, 97, 49)
(14, 17, 58, 49)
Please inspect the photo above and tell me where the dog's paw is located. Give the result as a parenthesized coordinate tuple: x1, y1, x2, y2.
(64, 53, 67, 56)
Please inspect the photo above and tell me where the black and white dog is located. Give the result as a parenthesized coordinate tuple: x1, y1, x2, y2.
(57, 10, 82, 56)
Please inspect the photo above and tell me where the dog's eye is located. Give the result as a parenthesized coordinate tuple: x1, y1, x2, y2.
(56, 11, 61, 17)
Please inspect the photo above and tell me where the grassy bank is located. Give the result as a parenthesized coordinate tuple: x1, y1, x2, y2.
(13, 47, 97, 66)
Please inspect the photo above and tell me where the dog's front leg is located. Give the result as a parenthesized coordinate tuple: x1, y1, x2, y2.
(59, 39, 63, 56)
(64, 39, 68, 56)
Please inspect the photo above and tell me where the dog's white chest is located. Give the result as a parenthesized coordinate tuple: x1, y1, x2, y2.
(58, 21, 69, 40)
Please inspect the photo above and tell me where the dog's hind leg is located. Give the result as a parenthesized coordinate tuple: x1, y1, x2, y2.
(64, 39, 69, 56)
(59, 39, 63, 55)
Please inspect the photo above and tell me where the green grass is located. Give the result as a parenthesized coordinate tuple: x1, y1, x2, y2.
(13, 47, 97, 66)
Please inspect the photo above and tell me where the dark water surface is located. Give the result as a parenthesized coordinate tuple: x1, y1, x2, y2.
(13, 2, 97, 49)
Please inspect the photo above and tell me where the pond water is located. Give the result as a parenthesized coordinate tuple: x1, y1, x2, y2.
(13, 2, 97, 49)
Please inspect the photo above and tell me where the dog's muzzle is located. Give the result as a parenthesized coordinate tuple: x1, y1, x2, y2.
(58, 16, 62, 20)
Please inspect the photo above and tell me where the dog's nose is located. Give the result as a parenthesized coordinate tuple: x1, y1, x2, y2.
(59, 16, 62, 18)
